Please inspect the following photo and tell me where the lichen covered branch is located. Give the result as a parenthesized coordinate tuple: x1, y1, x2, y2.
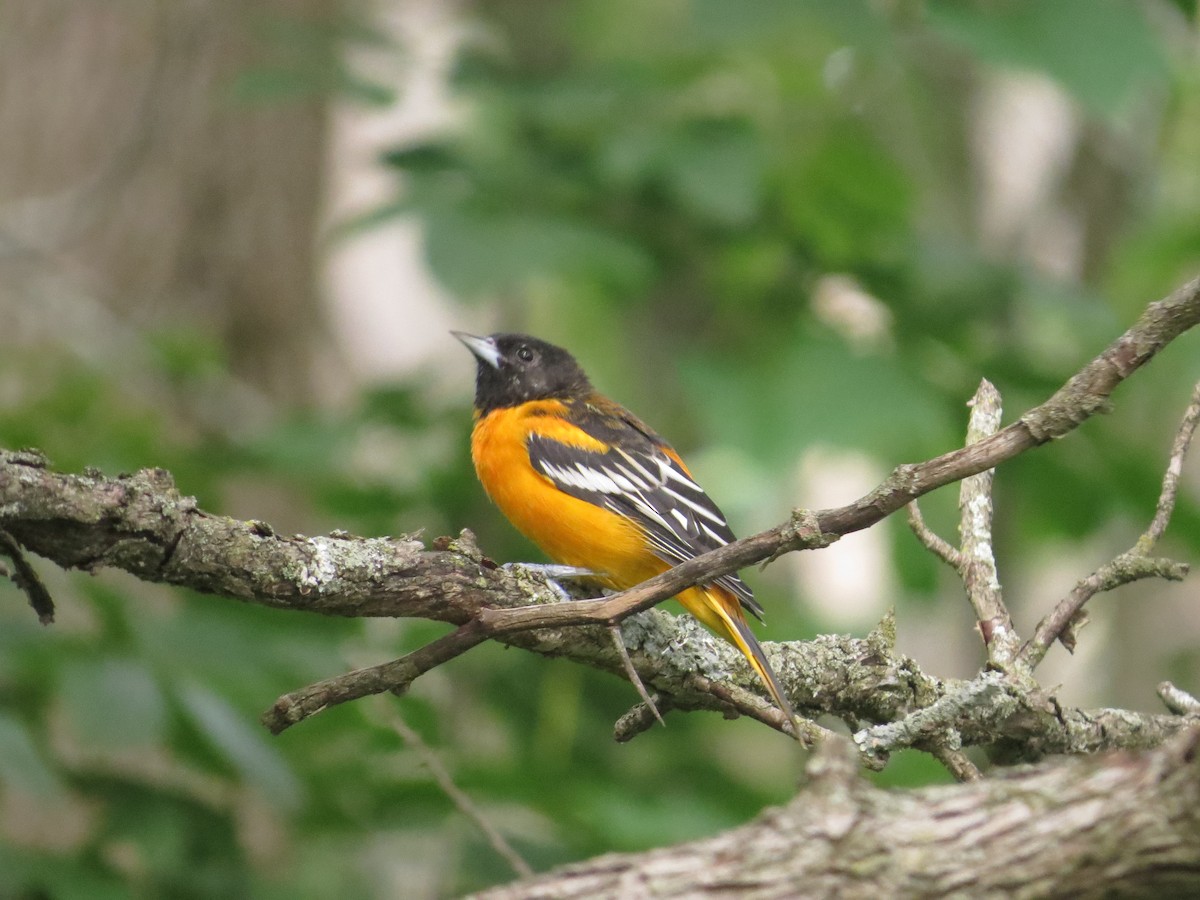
(2, 276, 1199, 757)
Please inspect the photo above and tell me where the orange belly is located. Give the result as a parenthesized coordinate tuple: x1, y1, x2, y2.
(470, 403, 787, 710)
(471, 402, 660, 587)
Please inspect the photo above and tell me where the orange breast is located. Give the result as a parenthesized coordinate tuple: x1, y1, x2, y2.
(471, 402, 659, 587)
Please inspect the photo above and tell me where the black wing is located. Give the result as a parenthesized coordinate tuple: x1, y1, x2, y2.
(526, 411, 763, 620)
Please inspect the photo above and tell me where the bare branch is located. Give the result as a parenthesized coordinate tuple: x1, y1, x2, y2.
(0, 527, 54, 624)
(2, 275, 1199, 748)
(1147, 379, 1200, 545)
(906, 500, 962, 568)
(958, 379, 1020, 665)
(1, 453, 1195, 758)
(613, 698, 676, 742)
(930, 745, 982, 782)
(1159, 681, 1200, 716)
(854, 670, 1013, 764)
(1022, 379, 1200, 667)
(264, 621, 491, 734)
(907, 381, 1018, 668)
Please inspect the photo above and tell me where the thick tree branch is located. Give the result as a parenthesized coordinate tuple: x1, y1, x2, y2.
(8, 277, 1195, 636)
(471, 729, 1200, 899)
(1, 275, 1198, 755)
(450, 272, 1200, 641)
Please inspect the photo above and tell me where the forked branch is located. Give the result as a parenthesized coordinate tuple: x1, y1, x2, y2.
(2, 275, 1199, 746)
(1021, 378, 1200, 667)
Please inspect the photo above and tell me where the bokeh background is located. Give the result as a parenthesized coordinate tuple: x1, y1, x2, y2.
(2, 1, 1199, 896)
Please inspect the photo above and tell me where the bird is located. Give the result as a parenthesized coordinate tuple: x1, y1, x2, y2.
(454, 331, 795, 724)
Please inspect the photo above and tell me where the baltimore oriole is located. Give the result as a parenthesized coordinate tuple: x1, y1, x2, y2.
(454, 331, 795, 723)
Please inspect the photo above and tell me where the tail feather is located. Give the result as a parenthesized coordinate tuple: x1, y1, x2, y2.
(696, 589, 798, 733)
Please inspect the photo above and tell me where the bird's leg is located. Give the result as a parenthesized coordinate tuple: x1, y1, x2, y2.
(501, 564, 662, 721)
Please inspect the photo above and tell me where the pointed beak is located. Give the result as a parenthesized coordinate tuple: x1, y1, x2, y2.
(452, 331, 502, 369)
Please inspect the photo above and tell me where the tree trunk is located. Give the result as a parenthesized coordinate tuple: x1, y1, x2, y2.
(0, 0, 336, 404)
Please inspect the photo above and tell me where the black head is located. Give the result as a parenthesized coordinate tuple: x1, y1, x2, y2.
(453, 332, 593, 414)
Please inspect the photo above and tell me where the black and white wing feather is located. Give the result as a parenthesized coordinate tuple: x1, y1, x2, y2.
(527, 426, 763, 620)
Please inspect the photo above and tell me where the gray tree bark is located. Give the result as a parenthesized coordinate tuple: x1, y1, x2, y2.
(2, 274, 1200, 896)
(472, 731, 1200, 899)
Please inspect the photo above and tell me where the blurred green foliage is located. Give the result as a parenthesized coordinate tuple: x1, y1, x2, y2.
(3, 1, 1200, 897)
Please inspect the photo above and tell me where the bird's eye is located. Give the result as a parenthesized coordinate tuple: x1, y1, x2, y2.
(516, 346, 535, 362)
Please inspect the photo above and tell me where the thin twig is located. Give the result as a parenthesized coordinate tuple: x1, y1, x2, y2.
(906, 501, 962, 568)
(614, 697, 677, 742)
(1145, 380, 1200, 546)
(263, 621, 491, 734)
(1158, 681, 1200, 716)
(4, 276, 1199, 742)
(1021, 380, 1200, 668)
(929, 744, 983, 783)
(381, 703, 534, 879)
(0, 529, 54, 624)
(690, 676, 817, 747)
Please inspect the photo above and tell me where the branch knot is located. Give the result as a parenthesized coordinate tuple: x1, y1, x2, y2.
(770, 508, 837, 564)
